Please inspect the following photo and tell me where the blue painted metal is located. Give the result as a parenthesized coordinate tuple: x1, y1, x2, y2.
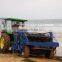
(25, 42, 59, 48)
(11, 31, 59, 54)
(25, 32, 59, 48)
(11, 30, 28, 53)
(11, 31, 23, 53)
(16, 30, 29, 44)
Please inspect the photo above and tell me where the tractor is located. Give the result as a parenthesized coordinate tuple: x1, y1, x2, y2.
(23, 32, 59, 58)
(0, 18, 59, 58)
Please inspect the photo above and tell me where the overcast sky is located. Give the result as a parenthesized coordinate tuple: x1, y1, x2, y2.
(0, 0, 62, 19)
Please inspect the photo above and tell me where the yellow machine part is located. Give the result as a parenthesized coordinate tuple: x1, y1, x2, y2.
(0, 37, 4, 49)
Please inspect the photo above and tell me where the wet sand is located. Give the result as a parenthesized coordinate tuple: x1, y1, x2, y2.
(56, 47, 62, 57)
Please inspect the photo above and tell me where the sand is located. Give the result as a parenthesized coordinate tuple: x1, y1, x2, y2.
(0, 53, 62, 62)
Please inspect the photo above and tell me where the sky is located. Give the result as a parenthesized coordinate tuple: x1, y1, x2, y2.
(0, 0, 62, 19)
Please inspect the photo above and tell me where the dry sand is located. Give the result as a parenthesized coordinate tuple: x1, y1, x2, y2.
(0, 47, 62, 62)
(0, 53, 62, 62)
